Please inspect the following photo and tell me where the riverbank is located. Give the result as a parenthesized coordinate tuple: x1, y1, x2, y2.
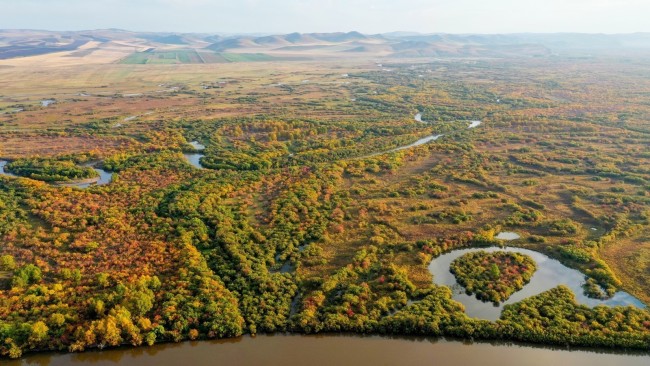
(53, 176, 101, 186)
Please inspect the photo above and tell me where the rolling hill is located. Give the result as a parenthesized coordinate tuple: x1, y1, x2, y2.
(1, 29, 649, 62)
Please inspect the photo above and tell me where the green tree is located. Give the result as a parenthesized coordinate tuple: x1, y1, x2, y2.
(12, 264, 42, 287)
(0, 255, 15, 271)
(29, 321, 49, 346)
(490, 263, 501, 279)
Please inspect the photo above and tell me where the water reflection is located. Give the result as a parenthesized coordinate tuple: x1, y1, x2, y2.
(10, 334, 650, 366)
(183, 141, 206, 169)
(60, 167, 113, 188)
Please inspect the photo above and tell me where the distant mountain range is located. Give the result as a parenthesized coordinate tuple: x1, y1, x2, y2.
(2, 29, 650, 60)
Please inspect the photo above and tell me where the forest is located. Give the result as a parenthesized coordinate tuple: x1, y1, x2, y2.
(0, 56, 650, 358)
(449, 251, 537, 303)
(4, 157, 98, 183)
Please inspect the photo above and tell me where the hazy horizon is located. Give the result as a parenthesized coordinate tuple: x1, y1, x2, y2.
(1, 0, 649, 35)
(4, 28, 650, 37)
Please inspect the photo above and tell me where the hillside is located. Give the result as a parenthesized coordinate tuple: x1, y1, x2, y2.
(2, 30, 650, 63)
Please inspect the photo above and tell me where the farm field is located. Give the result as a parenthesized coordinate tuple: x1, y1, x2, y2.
(119, 50, 278, 64)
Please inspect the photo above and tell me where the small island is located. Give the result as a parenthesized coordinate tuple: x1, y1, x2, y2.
(450, 251, 537, 304)
(4, 158, 99, 183)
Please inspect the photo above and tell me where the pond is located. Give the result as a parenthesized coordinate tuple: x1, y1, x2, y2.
(427, 246, 646, 321)
(183, 141, 206, 169)
(495, 231, 520, 240)
(9, 334, 649, 366)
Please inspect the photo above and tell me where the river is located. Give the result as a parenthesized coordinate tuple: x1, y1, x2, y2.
(0, 160, 16, 177)
(415, 113, 482, 129)
(363, 134, 445, 158)
(0, 160, 113, 188)
(364, 113, 483, 158)
(9, 334, 649, 366)
(428, 246, 646, 320)
(59, 165, 113, 188)
(183, 141, 206, 169)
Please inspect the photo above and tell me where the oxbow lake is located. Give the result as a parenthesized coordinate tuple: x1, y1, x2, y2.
(427, 246, 645, 320)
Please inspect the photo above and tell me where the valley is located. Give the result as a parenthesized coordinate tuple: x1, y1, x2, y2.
(0, 30, 649, 362)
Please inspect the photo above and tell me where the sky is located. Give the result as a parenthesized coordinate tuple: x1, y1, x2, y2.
(1, 0, 649, 34)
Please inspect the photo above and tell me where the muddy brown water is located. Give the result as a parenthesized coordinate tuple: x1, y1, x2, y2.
(9, 334, 649, 366)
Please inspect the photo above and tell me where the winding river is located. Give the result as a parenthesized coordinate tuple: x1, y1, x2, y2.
(428, 246, 646, 321)
(9, 334, 649, 366)
(364, 134, 444, 158)
(61, 165, 113, 188)
(415, 113, 482, 129)
(364, 113, 483, 158)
